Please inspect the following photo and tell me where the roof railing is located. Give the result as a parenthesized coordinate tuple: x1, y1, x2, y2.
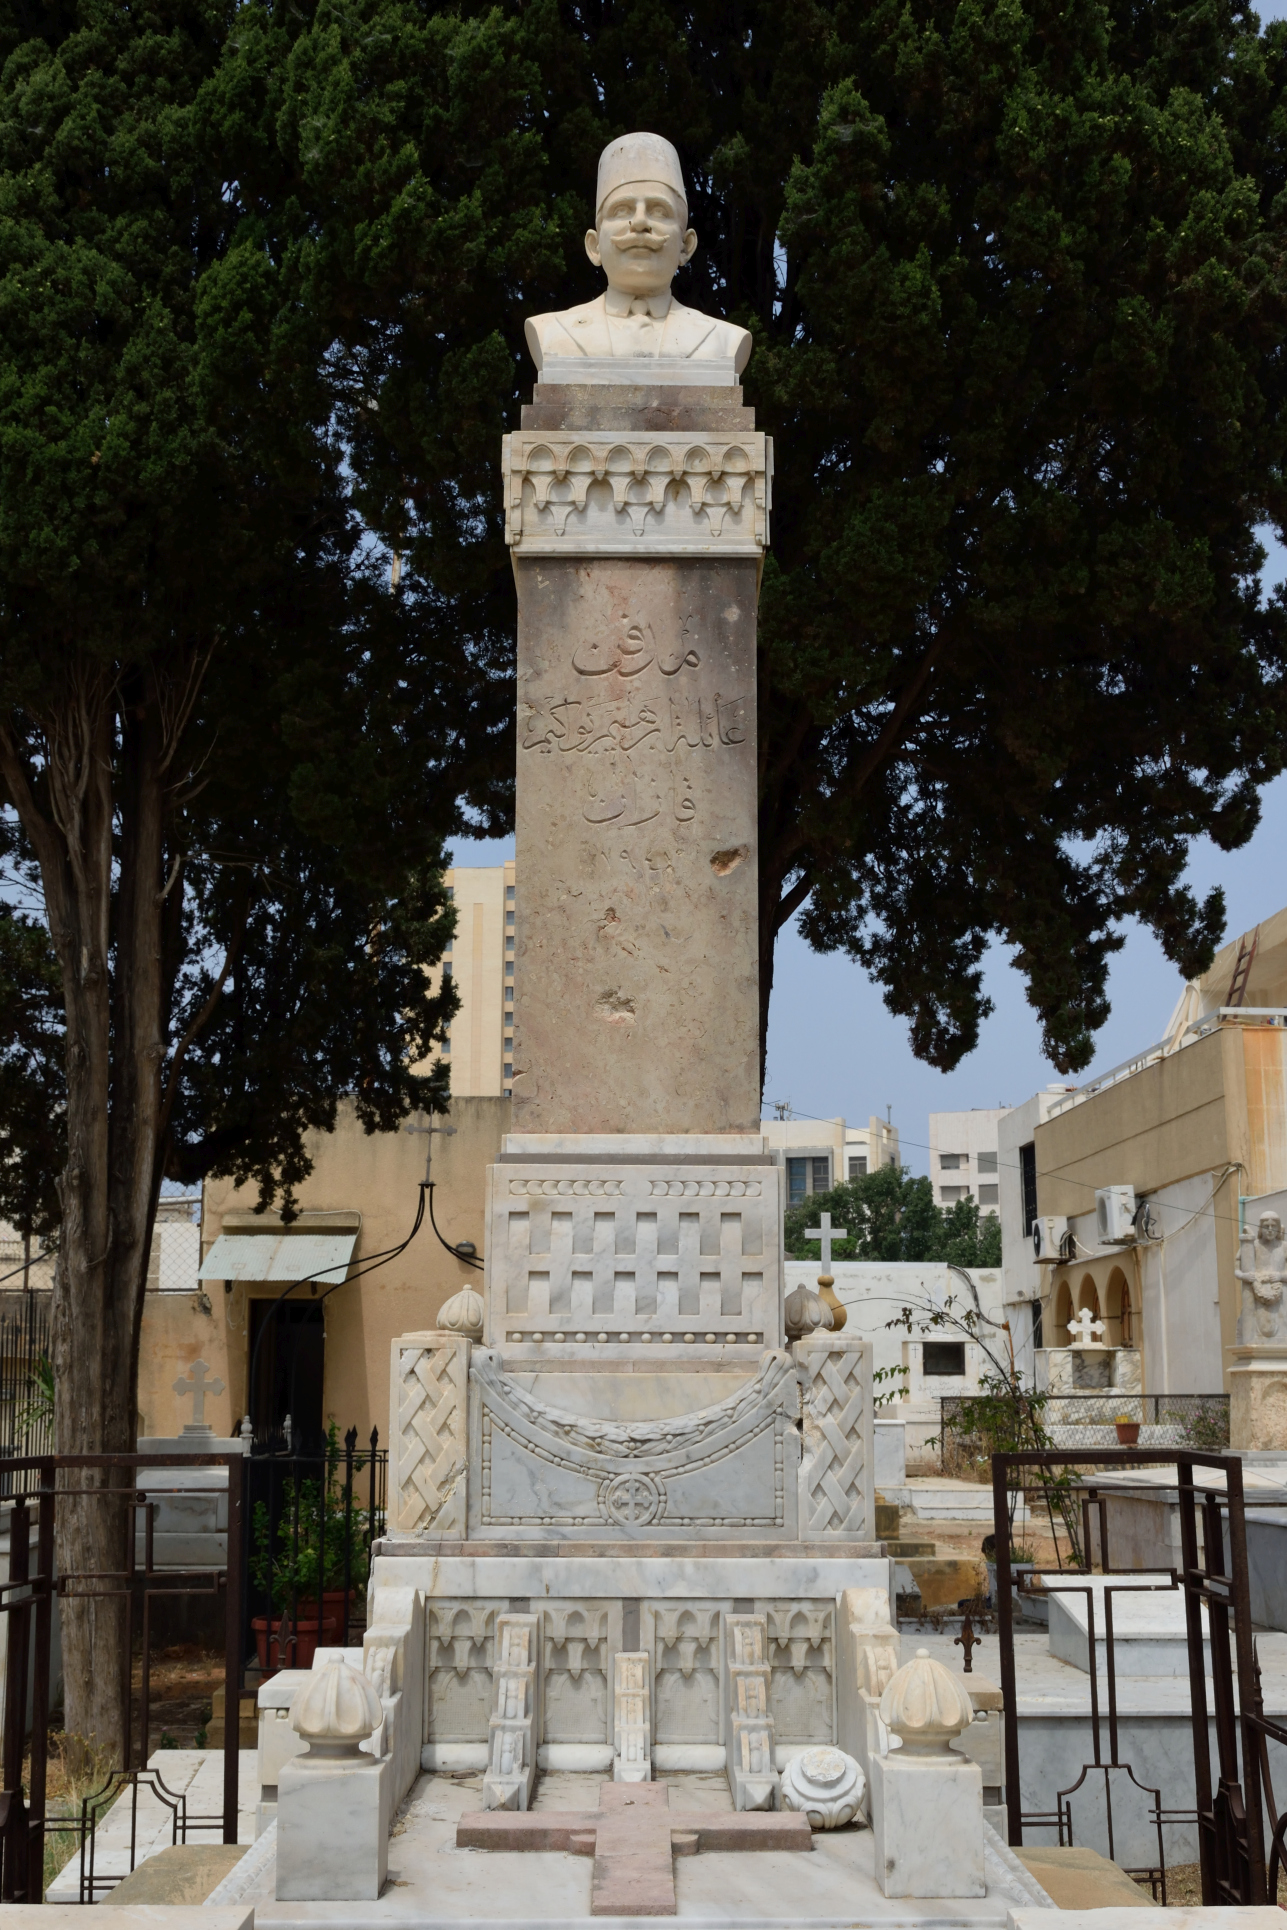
(1045, 1008, 1287, 1117)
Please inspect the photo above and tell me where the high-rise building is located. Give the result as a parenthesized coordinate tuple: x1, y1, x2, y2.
(428, 861, 516, 1097)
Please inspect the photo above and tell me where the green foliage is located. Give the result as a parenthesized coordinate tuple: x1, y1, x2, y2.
(250, 1428, 373, 1612)
(785, 1165, 1003, 1266)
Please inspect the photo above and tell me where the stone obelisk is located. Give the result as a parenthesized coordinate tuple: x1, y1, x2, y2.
(484, 131, 781, 1385)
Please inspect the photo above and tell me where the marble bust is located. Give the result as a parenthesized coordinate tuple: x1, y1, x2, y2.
(524, 131, 752, 376)
(1237, 1211, 1287, 1342)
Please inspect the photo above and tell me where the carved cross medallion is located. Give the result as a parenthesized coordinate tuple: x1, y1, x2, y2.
(1067, 1308, 1105, 1349)
(457, 1782, 811, 1917)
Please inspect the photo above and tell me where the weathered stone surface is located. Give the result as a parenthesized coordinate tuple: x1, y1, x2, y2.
(511, 552, 760, 1135)
(1230, 1341, 1287, 1448)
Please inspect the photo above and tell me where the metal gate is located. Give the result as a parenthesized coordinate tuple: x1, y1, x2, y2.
(0, 1451, 242, 1903)
(992, 1446, 1269, 1906)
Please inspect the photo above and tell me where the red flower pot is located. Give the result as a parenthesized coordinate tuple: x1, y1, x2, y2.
(1115, 1421, 1141, 1445)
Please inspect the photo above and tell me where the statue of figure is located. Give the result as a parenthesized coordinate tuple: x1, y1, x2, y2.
(1236, 1211, 1287, 1342)
(525, 132, 752, 375)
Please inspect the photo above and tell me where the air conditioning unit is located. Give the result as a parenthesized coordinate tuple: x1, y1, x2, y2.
(1032, 1216, 1070, 1263)
(1096, 1185, 1137, 1245)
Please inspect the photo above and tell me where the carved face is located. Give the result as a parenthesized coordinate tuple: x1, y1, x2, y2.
(585, 179, 698, 299)
(1260, 1213, 1284, 1245)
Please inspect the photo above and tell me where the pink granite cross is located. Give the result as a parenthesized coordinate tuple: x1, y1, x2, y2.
(457, 1782, 812, 1916)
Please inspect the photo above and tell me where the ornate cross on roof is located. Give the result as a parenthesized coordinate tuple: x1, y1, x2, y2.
(458, 1782, 811, 1916)
(173, 1357, 224, 1432)
(1067, 1308, 1105, 1349)
(804, 1210, 847, 1280)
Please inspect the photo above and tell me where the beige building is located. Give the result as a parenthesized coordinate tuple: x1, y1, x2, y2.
(429, 862, 516, 1098)
(136, 1097, 508, 1447)
(997, 914, 1287, 1394)
(761, 1113, 900, 1209)
(928, 1108, 1008, 1214)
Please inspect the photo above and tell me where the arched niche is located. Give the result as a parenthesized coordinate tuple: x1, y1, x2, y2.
(1104, 1265, 1136, 1349)
(1052, 1278, 1074, 1347)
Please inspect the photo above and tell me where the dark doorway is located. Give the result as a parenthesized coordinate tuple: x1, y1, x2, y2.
(248, 1299, 325, 1453)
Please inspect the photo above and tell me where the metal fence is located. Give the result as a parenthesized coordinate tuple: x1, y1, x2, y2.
(939, 1392, 1230, 1477)
(242, 1428, 387, 1667)
(0, 1300, 52, 1488)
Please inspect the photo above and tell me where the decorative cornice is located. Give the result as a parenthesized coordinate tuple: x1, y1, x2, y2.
(501, 432, 772, 556)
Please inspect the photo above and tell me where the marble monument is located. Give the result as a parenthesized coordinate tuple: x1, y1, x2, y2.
(262, 131, 1002, 1923)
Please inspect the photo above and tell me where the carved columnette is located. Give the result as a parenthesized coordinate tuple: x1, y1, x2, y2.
(390, 1332, 468, 1537)
(483, 1615, 543, 1811)
(613, 1651, 652, 1782)
(723, 1614, 779, 1811)
(796, 1333, 875, 1538)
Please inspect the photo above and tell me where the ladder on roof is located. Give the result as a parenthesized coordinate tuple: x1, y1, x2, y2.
(1226, 925, 1260, 1008)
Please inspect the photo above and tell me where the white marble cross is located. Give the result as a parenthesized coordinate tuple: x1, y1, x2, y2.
(173, 1357, 224, 1427)
(1067, 1309, 1105, 1348)
(805, 1211, 847, 1275)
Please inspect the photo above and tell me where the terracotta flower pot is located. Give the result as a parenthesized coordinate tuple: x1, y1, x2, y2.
(252, 1615, 328, 1674)
(1115, 1421, 1141, 1445)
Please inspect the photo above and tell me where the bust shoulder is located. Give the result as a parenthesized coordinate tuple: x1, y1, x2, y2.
(662, 300, 752, 372)
(524, 298, 609, 370)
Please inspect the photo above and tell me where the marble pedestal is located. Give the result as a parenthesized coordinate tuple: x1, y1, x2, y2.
(1230, 1343, 1287, 1449)
(276, 1752, 391, 1901)
(869, 1753, 985, 1898)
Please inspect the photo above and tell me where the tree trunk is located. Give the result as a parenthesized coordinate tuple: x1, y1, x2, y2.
(1, 670, 169, 1761)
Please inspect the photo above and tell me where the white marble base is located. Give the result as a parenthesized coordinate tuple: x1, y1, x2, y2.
(250, 1771, 1047, 1928)
(870, 1754, 985, 1898)
(1045, 1574, 1208, 1677)
(276, 1754, 392, 1902)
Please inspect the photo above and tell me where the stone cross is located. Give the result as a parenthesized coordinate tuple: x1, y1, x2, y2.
(805, 1211, 847, 1279)
(173, 1357, 224, 1431)
(458, 1783, 811, 1916)
(1067, 1308, 1105, 1349)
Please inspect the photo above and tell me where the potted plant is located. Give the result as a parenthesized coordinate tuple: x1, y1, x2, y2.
(250, 1427, 372, 1673)
(1114, 1414, 1141, 1445)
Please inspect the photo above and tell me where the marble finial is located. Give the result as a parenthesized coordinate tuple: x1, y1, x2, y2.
(878, 1649, 975, 1756)
(780, 1746, 866, 1829)
(291, 1660, 383, 1754)
(438, 1285, 484, 1340)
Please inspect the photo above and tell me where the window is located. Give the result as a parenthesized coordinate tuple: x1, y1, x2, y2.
(506, 938, 514, 952)
(506, 885, 515, 900)
(506, 911, 515, 926)
(440, 1041, 450, 1055)
(505, 987, 513, 1003)
(505, 964, 514, 978)
(442, 962, 452, 978)
(445, 887, 454, 900)
(978, 1185, 999, 1206)
(940, 1185, 967, 1202)
(786, 1158, 806, 1205)
(1031, 1298, 1044, 1349)
(923, 1341, 967, 1377)
(443, 940, 452, 954)
(940, 1152, 962, 1170)
(978, 1150, 998, 1175)
(849, 1156, 867, 1179)
(504, 1062, 513, 1077)
(811, 1156, 830, 1194)
(1020, 1142, 1038, 1236)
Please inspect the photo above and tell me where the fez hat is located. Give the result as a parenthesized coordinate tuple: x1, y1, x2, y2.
(596, 133, 688, 222)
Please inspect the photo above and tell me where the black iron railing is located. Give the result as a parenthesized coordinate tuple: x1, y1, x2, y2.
(242, 1427, 387, 1666)
(0, 1301, 53, 1491)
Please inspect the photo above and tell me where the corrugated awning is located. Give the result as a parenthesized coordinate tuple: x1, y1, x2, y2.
(198, 1231, 357, 1286)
